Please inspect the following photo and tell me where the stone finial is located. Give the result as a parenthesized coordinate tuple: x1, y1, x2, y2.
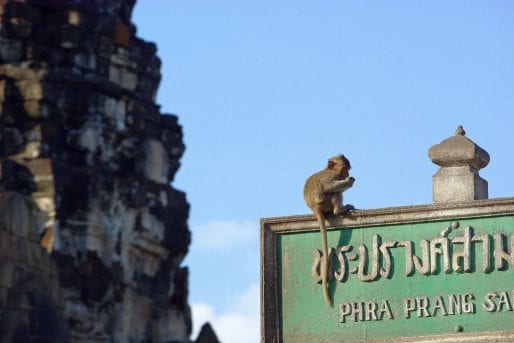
(428, 126, 490, 204)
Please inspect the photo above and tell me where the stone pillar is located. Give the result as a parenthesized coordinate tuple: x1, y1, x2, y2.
(428, 126, 490, 204)
(0, 1, 193, 341)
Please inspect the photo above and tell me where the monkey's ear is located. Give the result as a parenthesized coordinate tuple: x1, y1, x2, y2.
(327, 160, 336, 170)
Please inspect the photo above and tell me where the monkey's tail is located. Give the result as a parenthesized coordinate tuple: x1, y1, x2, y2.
(315, 212, 332, 307)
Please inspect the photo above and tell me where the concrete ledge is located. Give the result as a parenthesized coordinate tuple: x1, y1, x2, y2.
(262, 197, 514, 233)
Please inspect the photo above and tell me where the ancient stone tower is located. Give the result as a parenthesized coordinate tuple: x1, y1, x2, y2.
(0, 0, 193, 341)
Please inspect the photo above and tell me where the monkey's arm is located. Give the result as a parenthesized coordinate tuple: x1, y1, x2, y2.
(324, 178, 355, 193)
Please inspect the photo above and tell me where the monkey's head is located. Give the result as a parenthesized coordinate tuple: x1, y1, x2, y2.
(327, 154, 351, 178)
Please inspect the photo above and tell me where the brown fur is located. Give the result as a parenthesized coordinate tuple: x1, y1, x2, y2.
(303, 154, 354, 306)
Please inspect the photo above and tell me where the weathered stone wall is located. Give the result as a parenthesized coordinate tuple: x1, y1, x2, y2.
(0, 0, 192, 341)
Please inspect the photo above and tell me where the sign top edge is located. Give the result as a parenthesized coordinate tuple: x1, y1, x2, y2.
(260, 196, 514, 231)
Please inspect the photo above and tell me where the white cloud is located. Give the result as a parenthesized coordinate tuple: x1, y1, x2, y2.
(192, 303, 216, 331)
(191, 283, 260, 343)
(192, 220, 258, 250)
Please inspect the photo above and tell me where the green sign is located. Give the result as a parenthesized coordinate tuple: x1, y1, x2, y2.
(261, 199, 514, 342)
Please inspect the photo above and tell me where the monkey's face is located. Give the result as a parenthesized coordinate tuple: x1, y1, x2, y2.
(327, 157, 350, 178)
(340, 163, 350, 178)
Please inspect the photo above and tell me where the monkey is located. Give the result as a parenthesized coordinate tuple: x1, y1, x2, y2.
(304, 154, 355, 306)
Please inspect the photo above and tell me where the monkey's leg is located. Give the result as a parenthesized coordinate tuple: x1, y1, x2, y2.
(334, 202, 354, 215)
(331, 193, 343, 215)
(315, 210, 332, 306)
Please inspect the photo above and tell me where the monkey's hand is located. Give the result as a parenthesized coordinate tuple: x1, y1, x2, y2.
(342, 176, 355, 188)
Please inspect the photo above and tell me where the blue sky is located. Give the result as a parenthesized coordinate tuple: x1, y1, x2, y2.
(133, 2, 514, 341)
